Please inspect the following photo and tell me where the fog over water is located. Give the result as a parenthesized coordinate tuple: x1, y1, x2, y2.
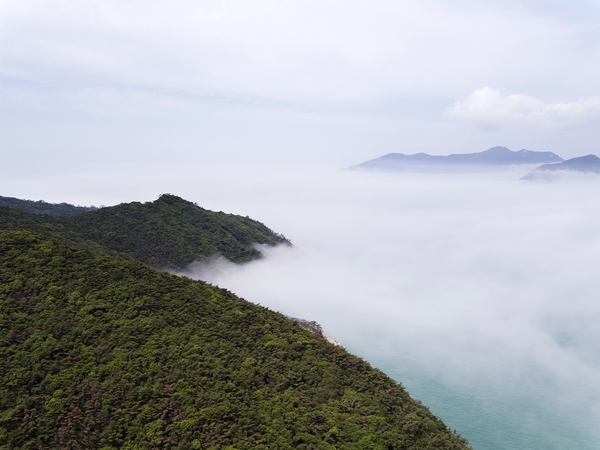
(163, 166, 600, 450)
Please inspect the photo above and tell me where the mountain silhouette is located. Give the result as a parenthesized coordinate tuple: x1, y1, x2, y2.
(522, 154, 600, 180)
(351, 146, 563, 172)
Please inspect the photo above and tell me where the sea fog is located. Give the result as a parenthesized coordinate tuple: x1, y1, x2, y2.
(176, 166, 600, 450)
(5, 165, 600, 449)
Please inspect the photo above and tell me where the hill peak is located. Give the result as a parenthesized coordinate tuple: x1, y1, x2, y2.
(522, 154, 600, 180)
(0, 194, 289, 267)
(156, 193, 193, 205)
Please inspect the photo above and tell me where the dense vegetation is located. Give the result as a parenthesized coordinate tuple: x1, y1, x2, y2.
(0, 230, 469, 449)
(0, 194, 289, 267)
(0, 196, 97, 216)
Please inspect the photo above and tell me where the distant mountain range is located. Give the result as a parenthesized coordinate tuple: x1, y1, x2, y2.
(522, 154, 600, 180)
(350, 146, 563, 172)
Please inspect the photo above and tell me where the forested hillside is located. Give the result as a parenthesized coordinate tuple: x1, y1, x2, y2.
(0, 230, 470, 449)
(0, 194, 289, 267)
(0, 196, 97, 216)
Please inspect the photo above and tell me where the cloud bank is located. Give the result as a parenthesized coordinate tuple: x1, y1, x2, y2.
(151, 165, 600, 450)
(446, 87, 600, 129)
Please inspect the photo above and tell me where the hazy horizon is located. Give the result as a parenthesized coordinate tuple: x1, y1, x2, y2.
(4, 1, 600, 175)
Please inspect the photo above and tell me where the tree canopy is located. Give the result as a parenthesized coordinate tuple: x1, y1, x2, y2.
(0, 196, 97, 216)
(0, 194, 289, 268)
(0, 230, 469, 449)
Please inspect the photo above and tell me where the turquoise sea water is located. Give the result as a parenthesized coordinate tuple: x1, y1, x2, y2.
(364, 356, 600, 450)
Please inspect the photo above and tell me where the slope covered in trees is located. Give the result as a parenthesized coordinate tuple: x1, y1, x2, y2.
(0, 196, 97, 216)
(0, 230, 470, 449)
(0, 194, 289, 267)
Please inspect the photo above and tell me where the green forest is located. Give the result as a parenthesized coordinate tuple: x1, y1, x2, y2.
(0, 197, 470, 449)
(0, 194, 289, 268)
(0, 196, 97, 216)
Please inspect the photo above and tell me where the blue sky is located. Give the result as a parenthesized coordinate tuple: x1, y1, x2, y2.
(2, 0, 600, 172)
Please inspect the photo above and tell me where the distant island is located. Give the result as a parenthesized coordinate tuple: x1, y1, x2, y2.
(350, 146, 563, 172)
(522, 154, 600, 180)
(0, 195, 470, 449)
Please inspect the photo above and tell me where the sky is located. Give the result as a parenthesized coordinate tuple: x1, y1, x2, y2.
(3, 0, 600, 178)
(3, 2, 600, 449)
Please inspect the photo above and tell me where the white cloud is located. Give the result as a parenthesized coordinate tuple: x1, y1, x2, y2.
(116, 165, 600, 449)
(446, 87, 600, 129)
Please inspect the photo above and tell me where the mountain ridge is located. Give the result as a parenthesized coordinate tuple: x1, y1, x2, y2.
(0, 195, 97, 216)
(351, 146, 563, 172)
(0, 194, 289, 268)
(521, 154, 600, 180)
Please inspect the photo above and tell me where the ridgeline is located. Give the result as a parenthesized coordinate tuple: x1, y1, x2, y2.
(0, 194, 289, 268)
(350, 146, 563, 172)
(521, 154, 600, 180)
(0, 196, 97, 216)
